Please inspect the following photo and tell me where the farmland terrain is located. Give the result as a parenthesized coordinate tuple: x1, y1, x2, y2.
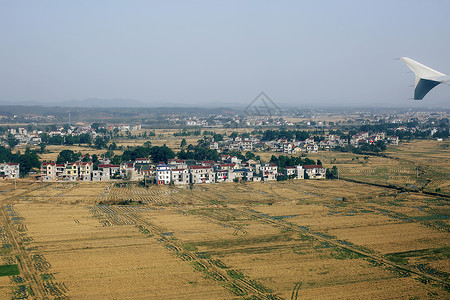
(0, 141, 448, 299)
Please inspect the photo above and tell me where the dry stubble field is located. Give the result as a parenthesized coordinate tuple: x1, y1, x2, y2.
(0, 177, 448, 299)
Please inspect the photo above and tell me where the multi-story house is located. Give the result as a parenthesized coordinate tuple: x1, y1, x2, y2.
(63, 163, 78, 181)
(260, 163, 278, 181)
(233, 168, 253, 181)
(156, 164, 171, 185)
(77, 162, 92, 181)
(171, 168, 190, 185)
(41, 162, 56, 181)
(92, 169, 110, 181)
(189, 165, 215, 184)
(304, 165, 326, 179)
(167, 159, 188, 169)
(215, 169, 235, 183)
(284, 166, 304, 179)
(0, 163, 19, 179)
(98, 164, 120, 177)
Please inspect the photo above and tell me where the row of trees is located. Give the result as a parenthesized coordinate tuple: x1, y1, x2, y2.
(0, 146, 40, 176)
(334, 141, 386, 154)
(269, 155, 316, 170)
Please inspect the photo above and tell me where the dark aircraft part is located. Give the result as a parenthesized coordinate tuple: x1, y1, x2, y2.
(414, 78, 441, 100)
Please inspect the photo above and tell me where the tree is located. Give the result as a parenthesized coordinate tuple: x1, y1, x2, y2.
(213, 133, 223, 142)
(39, 143, 46, 154)
(143, 141, 152, 148)
(245, 151, 255, 160)
(277, 174, 288, 181)
(7, 134, 18, 149)
(326, 166, 338, 179)
(229, 132, 238, 139)
(56, 150, 80, 164)
(109, 142, 118, 150)
(103, 150, 114, 159)
(94, 137, 108, 149)
(18, 148, 40, 175)
(180, 138, 187, 148)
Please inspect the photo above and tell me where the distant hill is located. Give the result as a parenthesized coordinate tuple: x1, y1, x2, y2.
(0, 98, 146, 108)
(59, 98, 146, 107)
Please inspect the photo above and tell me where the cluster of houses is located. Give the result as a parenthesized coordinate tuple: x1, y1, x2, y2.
(349, 132, 398, 146)
(1, 127, 42, 147)
(210, 132, 399, 154)
(40, 155, 326, 183)
(0, 163, 20, 180)
(0, 123, 140, 148)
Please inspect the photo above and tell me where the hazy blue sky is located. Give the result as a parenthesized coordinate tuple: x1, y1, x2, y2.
(1, 0, 450, 107)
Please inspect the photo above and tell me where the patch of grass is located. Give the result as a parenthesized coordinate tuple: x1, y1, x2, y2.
(248, 279, 273, 293)
(209, 258, 228, 269)
(227, 269, 245, 280)
(330, 248, 365, 260)
(0, 264, 20, 277)
(40, 273, 55, 281)
(385, 254, 409, 265)
(225, 282, 247, 296)
(0, 244, 12, 254)
(182, 243, 198, 252)
(190, 261, 206, 272)
(12, 284, 28, 299)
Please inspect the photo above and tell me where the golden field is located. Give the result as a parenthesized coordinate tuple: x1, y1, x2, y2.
(0, 140, 448, 299)
(0, 177, 448, 299)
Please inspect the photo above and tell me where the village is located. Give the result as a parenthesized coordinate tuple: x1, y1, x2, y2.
(0, 123, 425, 184)
(40, 155, 326, 184)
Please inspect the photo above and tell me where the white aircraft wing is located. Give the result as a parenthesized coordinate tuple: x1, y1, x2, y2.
(400, 57, 449, 100)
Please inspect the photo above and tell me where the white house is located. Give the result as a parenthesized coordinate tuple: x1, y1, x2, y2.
(304, 165, 326, 179)
(171, 168, 190, 185)
(0, 163, 19, 179)
(156, 164, 171, 185)
(189, 165, 215, 184)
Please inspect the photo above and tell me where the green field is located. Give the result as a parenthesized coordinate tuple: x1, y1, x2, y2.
(0, 264, 20, 277)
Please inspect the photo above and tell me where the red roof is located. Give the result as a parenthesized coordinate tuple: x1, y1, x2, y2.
(189, 166, 212, 170)
(303, 165, 323, 169)
(99, 164, 119, 168)
(220, 163, 235, 167)
(172, 168, 187, 171)
(168, 159, 185, 163)
(7, 163, 19, 165)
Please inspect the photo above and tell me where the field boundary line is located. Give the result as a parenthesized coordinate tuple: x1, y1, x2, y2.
(245, 209, 450, 288)
(0, 206, 45, 298)
(339, 177, 450, 199)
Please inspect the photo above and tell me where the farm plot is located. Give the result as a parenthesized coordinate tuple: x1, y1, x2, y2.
(0, 175, 448, 299)
(23, 182, 107, 204)
(328, 222, 449, 255)
(98, 184, 188, 205)
(13, 202, 232, 299)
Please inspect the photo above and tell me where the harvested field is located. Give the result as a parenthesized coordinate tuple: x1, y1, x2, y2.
(0, 140, 449, 298)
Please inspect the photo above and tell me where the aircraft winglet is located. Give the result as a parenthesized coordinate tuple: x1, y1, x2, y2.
(400, 57, 449, 100)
